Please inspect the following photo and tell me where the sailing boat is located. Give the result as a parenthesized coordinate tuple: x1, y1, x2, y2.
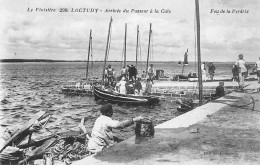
(93, 19, 160, 105)
(61, 29, 96, 95)
(173, 49, 191, 81)
(177, 49, 188, 66)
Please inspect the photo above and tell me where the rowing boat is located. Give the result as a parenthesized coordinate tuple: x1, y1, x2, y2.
(93, 86, 160, 105)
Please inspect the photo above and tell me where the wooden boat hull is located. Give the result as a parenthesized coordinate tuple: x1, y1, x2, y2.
(93, 86, 160, 105)
(0, 111, 45, 153)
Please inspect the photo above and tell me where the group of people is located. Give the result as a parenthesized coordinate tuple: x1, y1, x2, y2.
(103, 64, 156, 96)
(201, 62, 216, 81)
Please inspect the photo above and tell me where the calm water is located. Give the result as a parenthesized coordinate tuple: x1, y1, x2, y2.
(0, 61, 239, 139)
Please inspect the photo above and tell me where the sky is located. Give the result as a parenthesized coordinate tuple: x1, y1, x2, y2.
(0, 0, 259, 62)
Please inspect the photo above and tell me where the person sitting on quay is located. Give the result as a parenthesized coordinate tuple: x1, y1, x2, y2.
(215, 81, 225, 98)
(141, 70, 147, 79)
(208, 62, 216, 81)
(144, 78, 152, 95)
(87, 104, 143, 154)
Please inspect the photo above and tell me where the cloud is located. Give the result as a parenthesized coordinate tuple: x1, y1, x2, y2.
(1, 0, 260, 62)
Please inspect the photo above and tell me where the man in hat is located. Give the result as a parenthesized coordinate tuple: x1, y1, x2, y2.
(235, 54, 247, 90)
(87, 104, 143, 153)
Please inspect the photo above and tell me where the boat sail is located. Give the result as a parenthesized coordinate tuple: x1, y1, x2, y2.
(183, 49, 189, 65)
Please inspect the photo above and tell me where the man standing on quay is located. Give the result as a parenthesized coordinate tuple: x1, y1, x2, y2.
(235, 54, 247, 90)
(256, 57, 260, 83)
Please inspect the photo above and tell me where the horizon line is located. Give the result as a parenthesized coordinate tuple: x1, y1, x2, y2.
(0, 58, 240, 63)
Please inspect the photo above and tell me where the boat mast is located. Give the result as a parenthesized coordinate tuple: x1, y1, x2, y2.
(136, 25, 139, 68)
(146, 23, 152, 73)
(124, 23, 127, 67)
(195, 0, 203, 105)
(86, 29, 92, 80)
(102, 17, 113, 84)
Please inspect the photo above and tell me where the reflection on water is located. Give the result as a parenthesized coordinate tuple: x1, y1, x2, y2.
(0, 62, 234, 139)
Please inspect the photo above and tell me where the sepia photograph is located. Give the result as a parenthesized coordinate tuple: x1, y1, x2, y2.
(0, 0, 260, 165)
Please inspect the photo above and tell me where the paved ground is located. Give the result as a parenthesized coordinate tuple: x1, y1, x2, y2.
(74, 82, 260, 165)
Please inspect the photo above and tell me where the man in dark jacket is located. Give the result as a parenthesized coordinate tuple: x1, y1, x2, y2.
(128, 65, 137, 81)
(215, 81, 225, 98)
(208, 62, 216, 81)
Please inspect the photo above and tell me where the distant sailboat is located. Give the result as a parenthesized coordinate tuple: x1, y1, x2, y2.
(183, 49, 188, 65)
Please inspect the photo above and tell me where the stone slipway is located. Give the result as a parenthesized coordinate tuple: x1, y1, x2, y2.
(74, 82, 260, 164)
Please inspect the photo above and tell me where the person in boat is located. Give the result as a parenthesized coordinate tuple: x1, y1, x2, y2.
(215, 81, 225, 98)
(125, 80, 134, 94)
(232, 65, 239, 82)
(144, 78, 152, 95)
(147, 64, 155, 84)
(256, 57, 260, 83)
(201, 62, 207, 81)
(115, 77, 126, 94)
(128, 65, 137, 81)
(141, 71, 147, 78)
(235, 54, 247, 90)
(134, 77, 142, 96)
(120, 66, 128, 79)
(87, 103, 143, 154)
(107, 65, 114, 83)
(104, 67, 108, 79)
(188, 72, 192, 78)
(208, 62, 216, 81)
(132, 65, 138, 81)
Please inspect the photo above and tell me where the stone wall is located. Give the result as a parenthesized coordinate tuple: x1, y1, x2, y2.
(151, 86, 236, 101)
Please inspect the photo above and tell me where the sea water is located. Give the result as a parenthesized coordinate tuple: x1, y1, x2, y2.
(0, 61, 243, 139)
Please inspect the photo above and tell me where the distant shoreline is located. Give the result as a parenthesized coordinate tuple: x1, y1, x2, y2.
(0, 59, 246, 64)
